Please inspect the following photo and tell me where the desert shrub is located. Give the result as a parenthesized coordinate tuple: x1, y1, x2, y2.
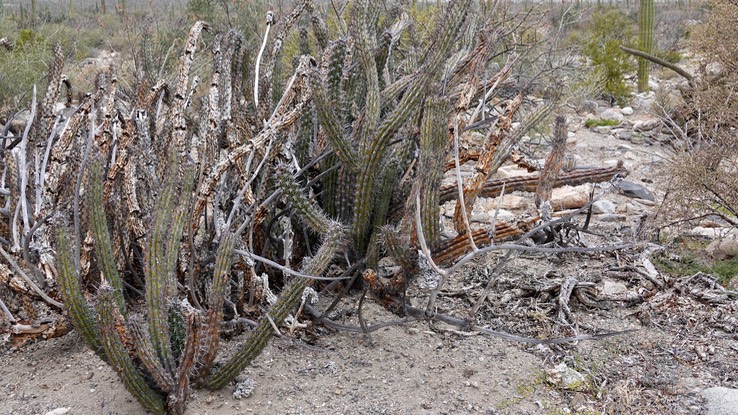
(660, 0, 738, 229)
(0, 26, 50, 107)
(577, 8, 636, 106)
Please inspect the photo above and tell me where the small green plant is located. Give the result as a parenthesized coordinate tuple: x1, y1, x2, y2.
(584, 118, 621, 128)
(652, 238, 738, 286)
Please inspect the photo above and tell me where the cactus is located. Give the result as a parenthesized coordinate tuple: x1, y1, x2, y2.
(638, 0, 655, 92)
(535, 116, 569, 207)
(96, 286, 166, 415)
(208, 168, 345, 389)
(352, 0, 472, 253)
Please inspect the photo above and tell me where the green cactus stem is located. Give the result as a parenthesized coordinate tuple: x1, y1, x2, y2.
(54, 227, 105, 360)
(88, 160, 125, 313)
(418, 97, 448, 250)
(96, 286, 166, 415)
(638, 0, 655, 92)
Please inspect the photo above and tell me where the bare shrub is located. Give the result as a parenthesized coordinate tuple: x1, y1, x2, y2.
(660, 0, 738, 228)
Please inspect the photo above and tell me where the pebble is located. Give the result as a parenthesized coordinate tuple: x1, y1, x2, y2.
(592, 200, 616, 214)
(621, 106, 634, 115)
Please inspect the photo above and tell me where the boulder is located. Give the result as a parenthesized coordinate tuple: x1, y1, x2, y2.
(600, 108, 625, 122)
(550, 186, 589, 210)
(616, 180, 656, 202)
(706, 232, 738, 259)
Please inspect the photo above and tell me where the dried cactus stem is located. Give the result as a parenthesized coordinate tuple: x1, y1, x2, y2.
(535, 116, 568, 207)
(96, 286, 166, 415)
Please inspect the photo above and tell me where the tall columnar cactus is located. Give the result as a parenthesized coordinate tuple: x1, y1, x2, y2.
(638, 0, 655, 92)
(418, 96, 449, 251)
(352, 0, 472, 254)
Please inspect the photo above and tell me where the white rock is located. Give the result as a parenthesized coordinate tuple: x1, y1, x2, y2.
(546, 363, 589, 391)
(592, 200, 616, 214)
(621, 106, 634, 115)
(600, 108, 625, 122)
(685, 226, 729, 239)
(706, 233, 738, 259)
(701, 387, 738, 415)
(496, 165, 533, 178)
(602, 280, 628, 296)
(45, 409, 71, 415)
(481, 195, 527, 211)
(648, 79, 659, 90)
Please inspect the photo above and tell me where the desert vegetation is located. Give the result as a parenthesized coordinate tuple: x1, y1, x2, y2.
(1, 0, 737, 414)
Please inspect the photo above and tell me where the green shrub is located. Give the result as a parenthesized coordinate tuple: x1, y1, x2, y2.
(584, 118, 621, 128)
(579, 8, 636, 106)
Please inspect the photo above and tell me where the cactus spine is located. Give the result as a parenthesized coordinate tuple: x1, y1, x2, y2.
(638, 0, 655, 92)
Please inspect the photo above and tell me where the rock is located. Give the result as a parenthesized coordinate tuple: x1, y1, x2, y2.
(45, 409, 71, 415)
(546, 363, 590, 391)
(550, 186, 589, 210)
(685, 226, 731, 239)
(233, 377, 257, 399)
(481, 195, 527, 211)
(600, 108, 625, 122)
(603, 159, 623, 168)
(648, 79, 659, 90)
(592, 200, 616, 214)
(629, 134, 645, 145)
(471, 209, 515, 223)
(617, 130, 633, 141)
(496, 165, 533, 178)
(578, 100, 598, 114)
(598, 214, 627, 222)
(593, 125, 614, 134)
(706, 232, 738, 259)
(616, 180, 656, 202)
(621, 106, 634, 115)
(602, 280, 628, 296)
(701, 387, 738, 415)
(633, 119, 661, 132)
(617, 144, 634, 152)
